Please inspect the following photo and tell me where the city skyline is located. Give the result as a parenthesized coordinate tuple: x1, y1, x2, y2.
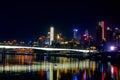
(0, 1, 120, 80)
(0, 21, 119, 41)
(0, 1, 120, 40)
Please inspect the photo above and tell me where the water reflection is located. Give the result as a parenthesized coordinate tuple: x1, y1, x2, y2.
(0, 53, 120, 80)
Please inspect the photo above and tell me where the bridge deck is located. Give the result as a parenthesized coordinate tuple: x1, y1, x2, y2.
(0, 45, 96, 53)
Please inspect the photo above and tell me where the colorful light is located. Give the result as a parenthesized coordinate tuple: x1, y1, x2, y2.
(111, 65, 118, 75)
(110, 46, 115, 51)
(110, 46, 118, 51)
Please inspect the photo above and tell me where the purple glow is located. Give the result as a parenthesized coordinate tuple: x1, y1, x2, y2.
(110, 46, 115, 51)
(83, 71, 86, 80)
(110, 46, 118, 51)
(83, 34, 87, 37)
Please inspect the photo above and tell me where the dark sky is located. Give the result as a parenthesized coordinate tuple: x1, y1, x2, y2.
(0, 1, 120, 41)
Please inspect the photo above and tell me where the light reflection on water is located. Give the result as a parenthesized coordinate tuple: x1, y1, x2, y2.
(0, 53, 120, 80)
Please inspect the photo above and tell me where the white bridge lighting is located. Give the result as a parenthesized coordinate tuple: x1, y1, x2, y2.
(0, 45, 96, 53)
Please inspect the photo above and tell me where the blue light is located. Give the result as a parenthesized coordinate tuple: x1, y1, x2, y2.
(73, 29, 78, 32)
(101, 64, 104, 73)
(45, 41, 49, 45)
(73, 74, 78, 80)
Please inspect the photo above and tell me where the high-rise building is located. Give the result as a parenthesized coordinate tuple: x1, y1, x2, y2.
(113, 28, 120, 46)
(96, 23, 102, 44)
(96, 21, 106, 50)
(45, 32, 50, 45)
(50, 27, 54, 45)
(106, 27, 113, 44)
(98, 21, 105, 40)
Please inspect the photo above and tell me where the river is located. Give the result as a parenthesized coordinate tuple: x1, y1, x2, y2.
(0, 52, 119, 80)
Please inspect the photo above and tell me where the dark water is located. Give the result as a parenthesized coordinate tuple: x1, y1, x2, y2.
(0, 53, 120, 80)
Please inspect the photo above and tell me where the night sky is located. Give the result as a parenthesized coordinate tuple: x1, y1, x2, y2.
(0, 1, 120, 41)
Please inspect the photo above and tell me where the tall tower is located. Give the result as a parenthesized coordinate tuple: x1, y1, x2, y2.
(50, 27, 54, 45)
(73, 29, 78, 39)
(98, 21, 105, 40)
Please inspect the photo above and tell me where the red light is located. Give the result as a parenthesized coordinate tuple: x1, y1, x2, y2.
(82, 71, 86, 80)
(113, 66, 118, 74)
(39, 70, 45, 77)
(102, 72, 105, 80)
(111, 65, 118, 74)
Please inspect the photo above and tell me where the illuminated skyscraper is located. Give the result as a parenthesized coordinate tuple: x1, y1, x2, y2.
(96, 21, 106, 50)
(101, 21, 105, 40)
(98, 21, 105, 40)
(50, 27, 54, 45)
